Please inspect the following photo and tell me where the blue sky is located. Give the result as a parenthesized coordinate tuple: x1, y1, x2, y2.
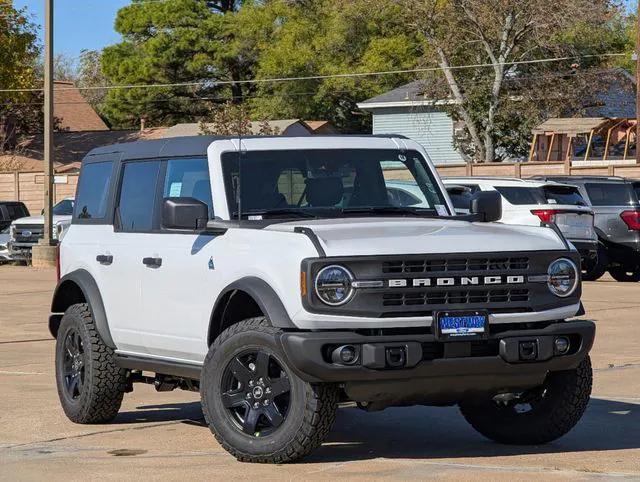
(14, 0, 130, 59)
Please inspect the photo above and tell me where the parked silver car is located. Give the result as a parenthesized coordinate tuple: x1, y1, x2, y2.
(531, 176, 640, 281)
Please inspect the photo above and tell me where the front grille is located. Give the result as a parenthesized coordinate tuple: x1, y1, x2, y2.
(383, 256, 529, 274)
(302, 250, 581, 318)
(13, 224, 43, 244)
(383, 288, 530, 307)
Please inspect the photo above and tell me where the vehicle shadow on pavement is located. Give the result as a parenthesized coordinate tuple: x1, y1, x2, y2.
(306, 397, 639, 462)
(114, 402, 205, 425)
(113, 397, 638, 461)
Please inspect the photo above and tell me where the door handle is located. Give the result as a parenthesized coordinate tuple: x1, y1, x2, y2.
(142, 257, 162, 268)
(96, 254, 113, 265)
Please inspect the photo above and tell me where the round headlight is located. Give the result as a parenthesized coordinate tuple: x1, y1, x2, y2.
(315, 265, 354, 306)
(547, 258, 578, 297)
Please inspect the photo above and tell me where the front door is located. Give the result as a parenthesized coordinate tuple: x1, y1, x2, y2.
(138, 158, 216, 362)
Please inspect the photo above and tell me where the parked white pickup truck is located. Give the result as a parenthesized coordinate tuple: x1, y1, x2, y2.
(9, 198, 74, 260)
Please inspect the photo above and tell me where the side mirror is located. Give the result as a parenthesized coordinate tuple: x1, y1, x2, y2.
(470, 191, 502, 222)
(162, 197, 208, 230)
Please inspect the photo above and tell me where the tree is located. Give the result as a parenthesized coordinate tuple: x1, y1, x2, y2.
(244, 0, 423, 132)
(100, 0, 255, 128)
(394, 0, 627, 162)
(76, 49, 110, 114)
(0, 3, 40, 151)
(198, 101, 281, 135)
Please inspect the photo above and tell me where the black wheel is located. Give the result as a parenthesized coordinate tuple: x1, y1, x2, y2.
(459, 356, 592, 445)
(608, 266, 640, 282)
(201, 317, 339, 463)
(55, 303, 127, 424)
(582, 245, 608, 281)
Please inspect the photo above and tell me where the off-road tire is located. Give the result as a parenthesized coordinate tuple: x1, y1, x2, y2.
(608, 266, 640, 282)
(582, 246, 608, 281)
(201, 317, 339, 463)
(55, 303, 127, 423)
(459, 356, 592, 445)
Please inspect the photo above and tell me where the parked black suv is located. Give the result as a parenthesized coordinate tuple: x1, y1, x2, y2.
(0, 201, 29, 231)
(531, 176, 640, 281)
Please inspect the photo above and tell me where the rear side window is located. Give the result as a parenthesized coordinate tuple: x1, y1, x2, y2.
(584, 183, 636, 206)
(75, 161, 113, 219)
(117, 161, 161, 232)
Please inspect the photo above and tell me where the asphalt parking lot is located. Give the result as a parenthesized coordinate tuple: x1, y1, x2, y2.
(0, 266, 638, 480)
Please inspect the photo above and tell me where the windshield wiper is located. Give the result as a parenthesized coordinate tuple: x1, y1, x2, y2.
(243, 208, 318, 219)
(341, 206, 438, 217)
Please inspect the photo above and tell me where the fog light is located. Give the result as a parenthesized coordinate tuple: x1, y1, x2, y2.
(554, 337, 570, 354)
(331, 345, 359, 365)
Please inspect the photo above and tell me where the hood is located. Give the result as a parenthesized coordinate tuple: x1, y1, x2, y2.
(12, 215, 71, 226)
(265, 217, 567, 257)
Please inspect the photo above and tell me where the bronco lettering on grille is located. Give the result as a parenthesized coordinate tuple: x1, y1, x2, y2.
(387, 275, 525, 288)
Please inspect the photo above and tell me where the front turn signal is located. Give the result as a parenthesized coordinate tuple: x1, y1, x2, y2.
(300, 271, 307, 297)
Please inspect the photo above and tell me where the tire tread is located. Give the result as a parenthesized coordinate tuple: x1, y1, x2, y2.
(201, 317, 339, 463)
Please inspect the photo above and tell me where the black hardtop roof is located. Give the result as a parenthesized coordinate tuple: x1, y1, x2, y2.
(85, 135, 224, 162)
(530, 175, 629, 184)
(82, 134, 410, 163)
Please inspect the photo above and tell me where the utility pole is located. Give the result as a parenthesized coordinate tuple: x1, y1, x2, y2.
(32, 0, 57, 268)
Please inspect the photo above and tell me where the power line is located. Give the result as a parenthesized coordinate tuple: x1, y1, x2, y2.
(0, 52, 627, 94)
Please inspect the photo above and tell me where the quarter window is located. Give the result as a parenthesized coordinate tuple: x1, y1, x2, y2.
(74, 161, 113, 219)
(117, 161, 161, 232)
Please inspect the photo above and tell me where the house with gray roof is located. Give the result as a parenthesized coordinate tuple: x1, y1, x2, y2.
(357, 81, 465, 165)
(165, 119, 317, 138)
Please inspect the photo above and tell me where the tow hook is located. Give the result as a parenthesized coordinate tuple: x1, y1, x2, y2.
(518, 340, 538, 361)
(385, 346, 407, 368)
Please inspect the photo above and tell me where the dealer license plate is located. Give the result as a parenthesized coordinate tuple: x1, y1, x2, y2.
(435, 311, 488, 340)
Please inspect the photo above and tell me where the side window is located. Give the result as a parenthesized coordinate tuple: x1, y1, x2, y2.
(74, 161, 113, 220)
(163, 158, 214, 218)
(117, 160, 161, 232)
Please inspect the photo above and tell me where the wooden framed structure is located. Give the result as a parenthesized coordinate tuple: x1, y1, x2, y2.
(529, 117, 638, 164)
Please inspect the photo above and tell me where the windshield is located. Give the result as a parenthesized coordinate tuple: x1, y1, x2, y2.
(53, 199, 75, 216)
(495, 186, 587, 206)
(222, 149, 450, 219)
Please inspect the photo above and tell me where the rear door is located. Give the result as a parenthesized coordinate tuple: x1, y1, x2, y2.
(99, 159, 163, 355)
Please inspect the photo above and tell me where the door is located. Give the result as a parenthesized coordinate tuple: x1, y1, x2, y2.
(138, 157, 216, 362)
(98, 159, 163, 355)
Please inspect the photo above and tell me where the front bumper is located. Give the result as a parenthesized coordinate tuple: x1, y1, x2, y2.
(281, 320, 595, 406)
(8, 242, 33, 259)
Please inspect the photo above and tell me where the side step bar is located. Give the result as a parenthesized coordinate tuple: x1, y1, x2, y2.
(115, 354, 202, 380)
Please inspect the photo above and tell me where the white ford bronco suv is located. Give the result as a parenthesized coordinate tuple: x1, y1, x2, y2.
(50, 135, 595, 463)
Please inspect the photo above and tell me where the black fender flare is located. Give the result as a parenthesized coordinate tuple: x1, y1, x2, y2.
(209, 277, 295, 342)
(50, 269, 116, 349)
